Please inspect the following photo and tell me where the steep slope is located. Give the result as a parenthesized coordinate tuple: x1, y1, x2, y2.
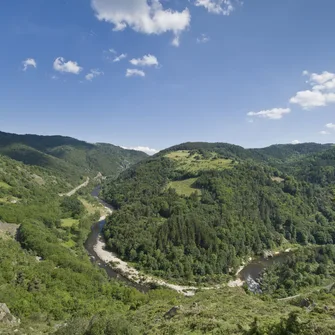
(102, 143, 335, 283)
(0, 131, 147, 183)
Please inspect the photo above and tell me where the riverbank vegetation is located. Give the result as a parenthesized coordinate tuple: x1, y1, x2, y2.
(260, 245, 335, 298)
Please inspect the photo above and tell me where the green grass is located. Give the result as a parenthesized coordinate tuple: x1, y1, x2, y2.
(60, 218, 79, 228)
(165, 150, 233, 173)
(0, 181, 11, 189)
(168, 178, 201, 196)
(79, 196, 107, 216)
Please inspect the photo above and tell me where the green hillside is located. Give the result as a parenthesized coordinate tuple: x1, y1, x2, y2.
(102, 143, 335, 282)
(0, 131, 147, 183)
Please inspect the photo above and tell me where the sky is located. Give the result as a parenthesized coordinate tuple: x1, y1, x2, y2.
(1, 0, 335, 154)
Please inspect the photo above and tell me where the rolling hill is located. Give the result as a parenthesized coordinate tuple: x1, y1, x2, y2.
(0, 131, 147, 183)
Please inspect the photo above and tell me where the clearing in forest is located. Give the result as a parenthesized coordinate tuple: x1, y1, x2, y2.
(60, 218, 79, 228)
(165, 150, 233, 173)
(168, 178, 201, 196)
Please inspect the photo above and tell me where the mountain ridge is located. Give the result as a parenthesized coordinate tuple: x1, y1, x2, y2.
(0, 130, 148, 183)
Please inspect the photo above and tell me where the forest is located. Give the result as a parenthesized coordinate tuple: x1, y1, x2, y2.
(103, 145, 335, 282)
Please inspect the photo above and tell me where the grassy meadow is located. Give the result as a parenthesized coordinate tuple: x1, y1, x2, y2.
(165, 150, 234, 174)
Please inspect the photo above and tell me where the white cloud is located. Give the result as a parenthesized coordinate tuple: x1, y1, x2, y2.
(291, 140, 301, 145)
(290, 70, 335, 109)
(91, 0, 191, 46)
(290, 90, 335, 109)
(196, 33, 210, 43)
(130, 54, 159, 67)
(194, 0, 237, 15)
(308, 71, 335, 85)
(85, 69, 104, 81)
(109, 48, 117, 54)
(121, 146, 158, 155)
(126, 69, 145, 77)
(326, 123, 335, 130)
(113, 53, 127, 62)
(247, 108, 291, 120)
(172, 35, 181, 47)
(320, 130, 330, 135)
(22, 58, 37, 71)
(53, 57, 83, 74)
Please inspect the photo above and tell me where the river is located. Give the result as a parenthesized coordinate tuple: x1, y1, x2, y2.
(238, 253, 291, 282)
(84, 186, 149, 293)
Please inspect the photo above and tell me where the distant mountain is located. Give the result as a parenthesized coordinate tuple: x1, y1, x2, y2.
(0, 131, 147, 183)
(158, 141, 333, 162)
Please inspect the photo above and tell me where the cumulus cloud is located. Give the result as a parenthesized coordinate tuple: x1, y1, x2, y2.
(304, 70, 335, 85)
(85, 69, 104, 81)
(113, 53, 127, 62)
(121, 146, 158, 155)
(247, 108, 291, 120)
(290, 90, 335, 109)
(53, 57, 83, 74)
(130, 54, 159, 67)
(290, 70, 335, 109)
(326, 123, 335, 130)
(194, 0, 238, 15)
(126, 69, 145, 77)
(196, 33, 210, 43)
(91, 0, 191, 46)
(318, 123, 335, 135)
(22, 58, 37, 71)
(291, 140, 301, 145)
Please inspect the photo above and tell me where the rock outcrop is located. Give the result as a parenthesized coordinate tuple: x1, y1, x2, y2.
(0, 303, 20, 325)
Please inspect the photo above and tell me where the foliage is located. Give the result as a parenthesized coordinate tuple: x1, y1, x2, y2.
(102, 152, 335, 282)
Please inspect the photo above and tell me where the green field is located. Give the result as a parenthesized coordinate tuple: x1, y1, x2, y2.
(168, 178, 201, 196)
(165, 150, 233, 173)
(79, 196, 107, 217)
(60, 218, 79, 228)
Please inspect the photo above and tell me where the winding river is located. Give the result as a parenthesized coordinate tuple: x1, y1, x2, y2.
(84, 187, 149, 293)
(85, 186, 290, 294)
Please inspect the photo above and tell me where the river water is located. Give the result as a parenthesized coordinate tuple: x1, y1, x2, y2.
(84, 186, 149, 293)
(238, 253, 291, 293)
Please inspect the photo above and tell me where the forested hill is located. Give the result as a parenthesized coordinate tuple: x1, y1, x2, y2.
(159, 141, 333, 163)
(102, 142, 335, 283)
(0, 130, 147, 183)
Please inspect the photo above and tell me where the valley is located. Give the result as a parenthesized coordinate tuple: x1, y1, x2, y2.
(0, 131, 335, 334)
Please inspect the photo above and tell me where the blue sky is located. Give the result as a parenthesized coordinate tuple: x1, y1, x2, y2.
(1, 0, 335, 154)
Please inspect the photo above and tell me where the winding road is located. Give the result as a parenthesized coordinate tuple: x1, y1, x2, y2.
(59, 177, 90, 197)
